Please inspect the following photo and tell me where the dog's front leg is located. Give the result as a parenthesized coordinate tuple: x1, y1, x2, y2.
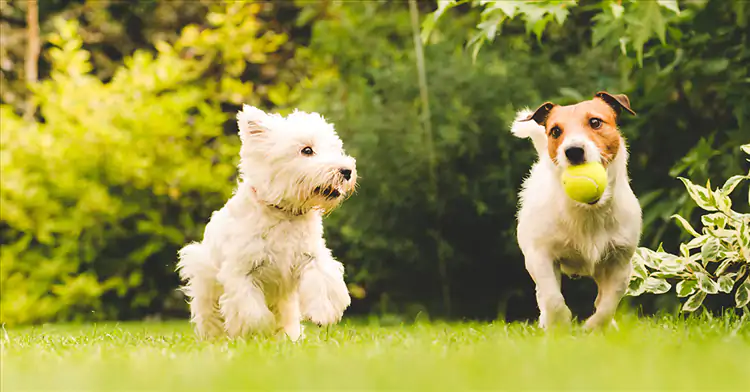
(275, 292, 304, 342)
(524, 250, 571, 329)
(585, 249, 633, 330)
(298, 246, 351, 326)
(217, 262, 274, 338)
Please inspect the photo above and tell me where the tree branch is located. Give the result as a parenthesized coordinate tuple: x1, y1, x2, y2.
(24, 0, 39, 120)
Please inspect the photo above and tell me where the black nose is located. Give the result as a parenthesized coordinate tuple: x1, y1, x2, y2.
(339, 168, 352, 180)
(565, 147, 585, 165)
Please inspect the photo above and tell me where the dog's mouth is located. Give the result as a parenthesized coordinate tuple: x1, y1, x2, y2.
(314, 186, 342, 199)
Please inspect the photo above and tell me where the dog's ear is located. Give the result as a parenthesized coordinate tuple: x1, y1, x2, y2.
(595, 91, 636, 117)
(237, 105, 270, 138)
(521, 102, 556, 126)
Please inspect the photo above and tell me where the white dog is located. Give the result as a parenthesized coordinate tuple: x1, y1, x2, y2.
(510, 92, 641, 330)
(177, 105, 357, 341)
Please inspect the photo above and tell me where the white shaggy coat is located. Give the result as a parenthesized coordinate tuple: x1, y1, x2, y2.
(177, 106, 357, 341)
(511, 104, 641, 330)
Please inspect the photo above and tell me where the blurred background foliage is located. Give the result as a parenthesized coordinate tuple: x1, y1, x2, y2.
(0, 0, 747, 326)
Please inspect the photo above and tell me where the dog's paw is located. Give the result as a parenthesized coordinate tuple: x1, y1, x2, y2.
(193, 316, 225, 340)
(299, 264, 351, 326)
(583, 314, 617, 331)
(539, 302, 572, 330)
(302, 295, 349, 326)
(222, 301, 275, 338)
(282, 322, 305, 342)
(302, 286, 350, 326)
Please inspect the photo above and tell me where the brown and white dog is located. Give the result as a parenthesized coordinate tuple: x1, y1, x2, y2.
(510, 92, 641, 330)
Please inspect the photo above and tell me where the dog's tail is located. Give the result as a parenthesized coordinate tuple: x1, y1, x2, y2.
(510, 109, 547, 157)
(176, 242, 218, 296)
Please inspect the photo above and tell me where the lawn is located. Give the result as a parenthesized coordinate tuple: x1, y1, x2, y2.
(2, 315, 749, 391)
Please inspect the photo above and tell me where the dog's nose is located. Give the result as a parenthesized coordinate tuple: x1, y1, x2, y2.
(339, 168, 352, 180)
(565, 147, 585, 165)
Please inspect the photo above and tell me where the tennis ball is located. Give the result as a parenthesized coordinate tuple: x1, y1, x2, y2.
(561, 162, 607, 204)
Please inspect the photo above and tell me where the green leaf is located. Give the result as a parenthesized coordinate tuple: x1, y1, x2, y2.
(591, 11, 619, 46)
(421, 0, 462, 43)
(696, 272, 719, 294)
(650, 271, 681, 279)
(659, 254, 685, 274)
(682, 290, 706, 312)
(643, 276, 671, 294)
(672, 214, 700, 237)
(717, 275, 735, 294)
(737, 219, 750, 262)
(701, 213, 727, 230)
(679, 243, 690, 258)
(714, 258, 734, 277)
(700, 237, 721, 263)
(678, 177, 717, 211)
(486, 1, 518, 18)
(657, 0, 680, 14)
(610, 2, 624, 19)
(713, 191, 733, 215)
(206, 12, 225, 26)
(703, 58, 730, 75)
(476, 12, 506, 42)
(686, 235, 709, 250)
(626, 276, 646, 296)
(631, 252, 649, 279)
(685, 259, 706, 275)
(629, 1, 667, 66)
(676, 280, 698, 298)
(635, 247, 660, 270)
(736, 277, 750, 308)
(721, 175, 747, 196)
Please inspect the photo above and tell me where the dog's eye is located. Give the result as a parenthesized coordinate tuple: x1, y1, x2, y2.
(301, 146, 314, 156)
(550, 126, 562, 139)
(589, 118, 602, 129)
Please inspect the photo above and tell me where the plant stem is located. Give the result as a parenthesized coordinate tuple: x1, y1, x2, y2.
(408, 0, 450, 317)
(24, 0, 39, 120)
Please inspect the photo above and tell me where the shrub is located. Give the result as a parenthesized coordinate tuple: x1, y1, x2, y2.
(0, 4, 289, 326)
(627, 144, 750, 312)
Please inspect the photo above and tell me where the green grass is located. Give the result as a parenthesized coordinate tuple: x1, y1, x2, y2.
(2, 315, 749, 391)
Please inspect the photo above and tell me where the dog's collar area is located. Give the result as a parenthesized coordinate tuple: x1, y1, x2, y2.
(249, 187, 305, 217)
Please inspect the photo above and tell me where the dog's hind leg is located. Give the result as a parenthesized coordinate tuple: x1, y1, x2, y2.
(585, 249, 633, 330)
(185, 276, 224, 339)
(177, 243, 224, 339)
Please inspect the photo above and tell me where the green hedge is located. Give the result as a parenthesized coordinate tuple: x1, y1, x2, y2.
(1, 1, 747, 325)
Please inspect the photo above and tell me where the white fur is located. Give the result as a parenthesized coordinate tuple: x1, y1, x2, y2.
(511, 109, 642, 330)
(178, 105, 357, 341)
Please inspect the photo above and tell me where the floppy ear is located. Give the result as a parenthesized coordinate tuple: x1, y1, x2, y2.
(595, 91, 636, 116)
(236, 105, 269, 138)
(521, 102, 556, 126)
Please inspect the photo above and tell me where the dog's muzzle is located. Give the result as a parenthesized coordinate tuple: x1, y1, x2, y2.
(339, 168, 352, 181)
(314, 186, 342, 199)
(565, 146, 586, 165)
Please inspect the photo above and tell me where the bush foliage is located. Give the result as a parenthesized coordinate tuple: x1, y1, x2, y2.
(628, 144, 750, 312)
(1, 0, 748, 325)
(0, 4, 292, 325)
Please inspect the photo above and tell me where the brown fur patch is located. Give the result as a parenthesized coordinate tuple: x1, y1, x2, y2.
(544, 98, 621, 166)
